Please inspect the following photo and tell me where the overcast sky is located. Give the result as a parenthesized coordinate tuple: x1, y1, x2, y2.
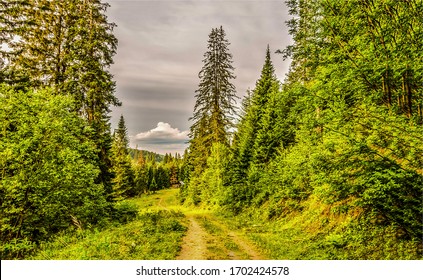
(106, 0, 292, 155)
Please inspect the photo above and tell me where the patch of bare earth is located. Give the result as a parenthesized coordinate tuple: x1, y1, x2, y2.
(176, 216, 209, 260)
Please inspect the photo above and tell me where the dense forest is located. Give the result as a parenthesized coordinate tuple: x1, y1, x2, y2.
(180, 1, 423, 259)
(0, 0, 183, 258)
(0, 0, 422, 260)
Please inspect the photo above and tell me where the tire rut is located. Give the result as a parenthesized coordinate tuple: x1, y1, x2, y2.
(177, 214, 266, 260)
(176, 215, 209, 260)
(206, 217, 266, 260)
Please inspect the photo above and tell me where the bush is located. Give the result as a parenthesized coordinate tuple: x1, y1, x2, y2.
(112, 201, 139, 224)
(0, 85, 110, 258)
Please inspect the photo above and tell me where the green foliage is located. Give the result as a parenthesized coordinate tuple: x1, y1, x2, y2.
(1, 0, 121, 198)
(312, 104, 423, 239)
(197, 143, 231, 207)
(199, 0, 423, 260)
(0, 85, 110, 259)
(1, 238, 36, 261)
(111, 115, 135, 200)
(31, 210, 187, 260)
(112, 201, 138, 224)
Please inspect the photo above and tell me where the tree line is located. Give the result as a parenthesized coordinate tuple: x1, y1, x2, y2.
(181, 0, 422, 258)
(112, 115, 184, 199)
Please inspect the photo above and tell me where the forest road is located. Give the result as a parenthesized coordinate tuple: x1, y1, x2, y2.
(176, 212, 266, 260)
(152, 188, 266, 260)
(176, 215, 209, 260)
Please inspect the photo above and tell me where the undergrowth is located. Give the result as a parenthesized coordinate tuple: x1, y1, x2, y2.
(28, 193, 187, 260)
(217, 195, 423, 260)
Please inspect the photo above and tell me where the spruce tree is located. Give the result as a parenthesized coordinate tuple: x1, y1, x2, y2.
(188, 26, 237, 175)
(232, 46, 279, 178)
(111, 115, 134, 200)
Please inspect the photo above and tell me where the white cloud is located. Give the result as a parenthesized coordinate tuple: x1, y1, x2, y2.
(131, 122, 189, 154)
(134, 122, 189, 144)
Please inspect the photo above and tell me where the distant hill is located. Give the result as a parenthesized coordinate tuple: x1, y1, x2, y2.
(128, 148, 164, 162)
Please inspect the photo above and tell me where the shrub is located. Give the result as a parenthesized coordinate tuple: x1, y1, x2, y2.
(112, 201, 139, 224)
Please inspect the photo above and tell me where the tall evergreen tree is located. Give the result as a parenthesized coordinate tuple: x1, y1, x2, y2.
(252, 81, 282, 164)
(111, 115, 134, 200)
(1, 0, 120, 198)
(188, 26, 237, 176)
(232, 46, 279, 178)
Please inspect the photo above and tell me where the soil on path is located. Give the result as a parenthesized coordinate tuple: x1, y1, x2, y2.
(176, 213, 266, 260)
(150, 189, 266, 260)
(176, 215, 209, 260)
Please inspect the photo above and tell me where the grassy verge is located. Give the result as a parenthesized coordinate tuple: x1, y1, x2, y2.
(30, 190, 187, 260)
(216, 195, 423, 260)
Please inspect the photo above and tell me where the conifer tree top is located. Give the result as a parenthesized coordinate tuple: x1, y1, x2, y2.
(189, 26, 237, 145)
(256, 45, 276, 88)
(114, 114, 129, 149)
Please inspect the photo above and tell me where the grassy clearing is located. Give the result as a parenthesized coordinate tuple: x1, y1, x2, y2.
(31, 189, 187, 260)
(130, 189, 182, 212)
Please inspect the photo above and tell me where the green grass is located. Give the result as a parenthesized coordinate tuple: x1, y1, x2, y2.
(130, 188, 182, 211)
(216, 195, 423, 260)
(28, 188, 421, 260)
(30, 190, 188, 260)
(196, 215, 250, 260)
(197, 216, 223, 235)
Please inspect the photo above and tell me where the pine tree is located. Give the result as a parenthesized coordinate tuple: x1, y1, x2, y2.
(114, 115, 129, 150)
(252, 82, 281, 164)
(1, 1, 120, 198)
(232, 46, 279, 178)
(188, 26, 237, 175)
(111, 115, 134, 200)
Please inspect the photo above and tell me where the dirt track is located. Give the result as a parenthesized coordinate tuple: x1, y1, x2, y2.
(151, 188, 266, 260)
(176, 213, 266, 260)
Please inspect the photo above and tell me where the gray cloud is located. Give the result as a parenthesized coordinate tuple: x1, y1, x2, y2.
(107, 0, 292, 154)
